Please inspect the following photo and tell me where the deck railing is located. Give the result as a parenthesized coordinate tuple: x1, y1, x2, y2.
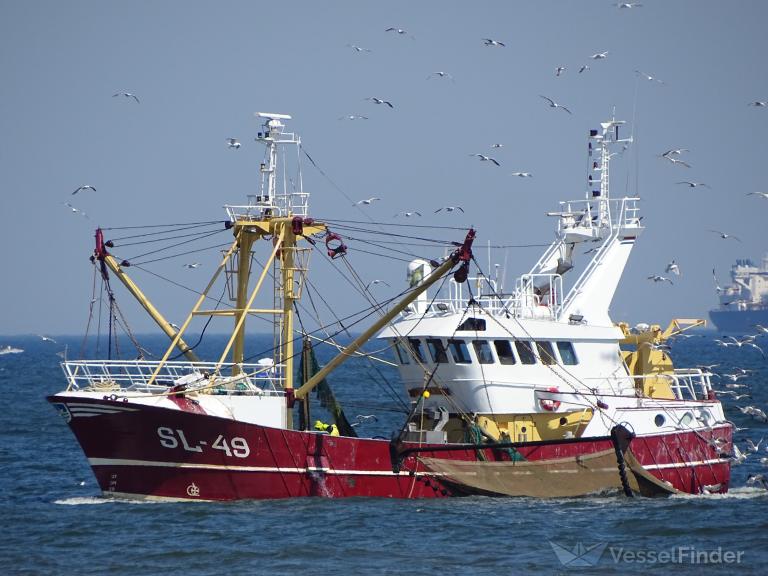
(583, 369, 712, 401)
(61, 360, 286, 395)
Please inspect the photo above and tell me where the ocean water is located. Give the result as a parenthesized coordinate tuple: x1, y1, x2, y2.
(1, 333, 768, 575)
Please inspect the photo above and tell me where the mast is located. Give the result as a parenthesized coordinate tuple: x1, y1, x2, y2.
(223, 113, 324, 427)
(558, 115, 643, 325)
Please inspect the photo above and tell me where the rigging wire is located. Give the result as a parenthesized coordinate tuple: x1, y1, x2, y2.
(327, 222, 460, 247)
(127, 241, 233, 266)
(322, 217, 468, 231)
(132, 264, 235, 308)
(168, 282, 229, 361)
(105, 221, 226, 243)
(301, 148, 385, 231)
(111, 226, 228, 249)
(340, 234, 446, 262)
(123, 229, 228, 263)
(80, 263, 100, 359)
(349, 246, 417, 264)
(101, 220, 223, 232)
(321, 220, 551, 250)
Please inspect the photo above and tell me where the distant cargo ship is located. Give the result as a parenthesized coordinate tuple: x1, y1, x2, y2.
(709, 255, 768, 333)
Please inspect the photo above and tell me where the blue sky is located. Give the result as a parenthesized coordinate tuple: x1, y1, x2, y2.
(1, 0, 766, 336)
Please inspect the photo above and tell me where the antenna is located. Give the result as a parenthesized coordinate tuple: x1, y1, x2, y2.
(224, 112, 308, 221)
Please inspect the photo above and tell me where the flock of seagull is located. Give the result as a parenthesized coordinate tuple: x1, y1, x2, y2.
(663, 327, 768, 489)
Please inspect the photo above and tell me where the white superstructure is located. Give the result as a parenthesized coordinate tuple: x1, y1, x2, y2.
(378, 117, 723, 442)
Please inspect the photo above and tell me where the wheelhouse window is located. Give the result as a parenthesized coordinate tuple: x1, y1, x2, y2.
(493, 340, 517, 365)
(408, 338, 425, 363)
(472, 340, 494, 364)
(448, 339, 472, 364)
(426, 338, 449, 363)
(393, 340, 410, 364)
(536, 341, 556, 365)
(457, 317, 486, 331)
(515, 341, 536, 365)
(557, 341, 578, 365)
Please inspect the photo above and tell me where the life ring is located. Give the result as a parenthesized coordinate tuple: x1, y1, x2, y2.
(539, 387, 561, 411)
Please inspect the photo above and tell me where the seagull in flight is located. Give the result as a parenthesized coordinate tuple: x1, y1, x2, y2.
(665, 260, 681, 276)
(339, 115, 369, 121)
(385, 27, 408, 35)
(539, 95, 572, 114)
(366, 97, 394, 108)
(698, 363, 720, 371)
(112, 92, 140, 103)
(226, 138, 241, 149)
(555, 66, 566, 77)
(351, 414, 379, 427)
(747, 436, 765, 454)
(635, 70, 665, 85)
(591, 51, 609, 60)
(183, 262, 201, 269)
(718, 370, 750, 381)
(616, 2, 643, 7)
(578, 65, 590, 74)
(435, 206, 464, 213)
(483, 38, 505, 47)
(747, 474, 768, 489)
(64, 202, 90, 219)
(510, 172, 533, 178)
(347, 44, 371, 53)
(355, 197, 381, 206)
(747, 192, 768, 200)
(648, 275, 674, 285)
(723, 337, 766, 357)
(39, 335, 57, 344)
(676, 181, 710, 188)
(72, 185, 96, 195)
(661, 148, 689, 158)
(471, 154, 501, 166)
(394, 211, 422, 218)
(709, 230, 741, 242)
(748, 101, 767, 107)
(665, 157, 691, 168)
(427, 71, 455, 82)
(365, 279, 391, 290)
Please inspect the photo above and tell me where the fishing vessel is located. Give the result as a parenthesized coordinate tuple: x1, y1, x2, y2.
(48, 113, 733, 500)
(710, 256, 768, 333)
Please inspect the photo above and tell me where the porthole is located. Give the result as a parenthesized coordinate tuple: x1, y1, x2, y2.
(654, 414, 665, 427)
(678, 412, 694, 427)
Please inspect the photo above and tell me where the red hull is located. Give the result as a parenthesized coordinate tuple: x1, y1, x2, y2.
(48, 395, 732, 500)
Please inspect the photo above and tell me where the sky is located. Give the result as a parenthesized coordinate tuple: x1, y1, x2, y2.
(1, 0, 767, 337)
